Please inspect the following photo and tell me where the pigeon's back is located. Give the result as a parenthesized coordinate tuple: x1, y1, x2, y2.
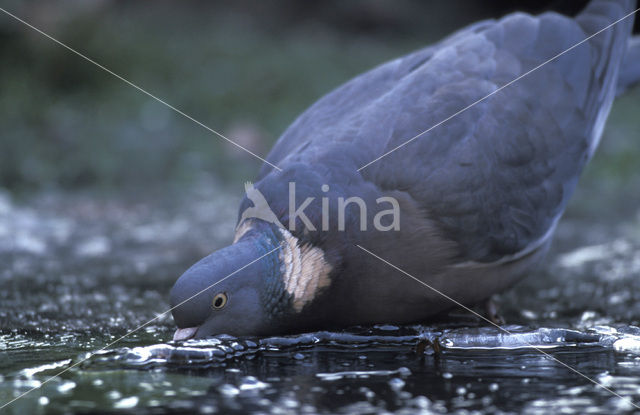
(260, 0, 636, 264)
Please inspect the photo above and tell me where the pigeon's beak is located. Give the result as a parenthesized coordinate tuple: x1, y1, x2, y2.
(173, 326, 198, 342)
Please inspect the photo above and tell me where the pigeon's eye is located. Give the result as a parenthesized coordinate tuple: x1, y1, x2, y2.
(212, 293, 228, 310)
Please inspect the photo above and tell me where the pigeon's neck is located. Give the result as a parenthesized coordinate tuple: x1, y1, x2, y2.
(234, 219, 334, 319)
(276, 226, 333, 313)
(237, 164, 363, 238)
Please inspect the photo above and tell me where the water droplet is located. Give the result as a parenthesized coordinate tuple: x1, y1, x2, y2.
(107, 391, 122, 400)
(614, 337, 640, 354)
(412, 396, 431, 409)
(57, 381, 76, 394)
(239, 376, 269, 391)
(199, 405, 217, 414)
(218, 384, 240, 397)
(376, 324, 399, 331)
(114, 396, 138, 409)
(397, 367, 412, 377)
(388, 378, 405, 391)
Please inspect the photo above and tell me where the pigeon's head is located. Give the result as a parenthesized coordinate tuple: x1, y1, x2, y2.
(169, 220, 333, 340)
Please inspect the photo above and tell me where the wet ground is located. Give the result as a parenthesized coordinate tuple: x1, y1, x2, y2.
(1, 160, 640, 414)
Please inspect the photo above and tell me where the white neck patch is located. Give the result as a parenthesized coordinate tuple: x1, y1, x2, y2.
(234, 221, 333, 312)
(278, 228, 332, 312)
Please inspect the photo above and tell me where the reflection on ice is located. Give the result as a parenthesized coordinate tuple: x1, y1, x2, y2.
(82, 325, 640, 369)
(2, 182, 640, 414)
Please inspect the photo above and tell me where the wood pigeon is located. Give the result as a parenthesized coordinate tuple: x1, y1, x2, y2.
(171, 0, 639, 340)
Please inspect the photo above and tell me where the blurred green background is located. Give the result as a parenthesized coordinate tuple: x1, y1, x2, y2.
(0, 0, 638, 196)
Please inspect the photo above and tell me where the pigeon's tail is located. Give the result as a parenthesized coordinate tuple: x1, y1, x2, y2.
(578, 0, 637, 33)
(576, 0, 636, 92)
(617, 36, 640, 95)
(572, 0, 636, 157)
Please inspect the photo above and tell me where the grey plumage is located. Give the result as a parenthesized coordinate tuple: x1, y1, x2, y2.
(171, 1, 638, 338)
(261, 0, 635, 263)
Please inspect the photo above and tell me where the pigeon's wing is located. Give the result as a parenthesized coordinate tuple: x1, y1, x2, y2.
(258, 19, 496, 179)
(366, 2, 635, 262)
(264, 1, 634, 263)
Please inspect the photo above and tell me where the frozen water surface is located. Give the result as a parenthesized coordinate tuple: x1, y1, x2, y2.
(1, 168, 640, 414)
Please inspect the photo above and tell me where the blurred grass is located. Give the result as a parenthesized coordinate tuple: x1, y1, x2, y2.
(0, 2, 427, 192)
(567, 85, 640, 220)
(0, 1, 638, 200)
(588, 90, 640, 181)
